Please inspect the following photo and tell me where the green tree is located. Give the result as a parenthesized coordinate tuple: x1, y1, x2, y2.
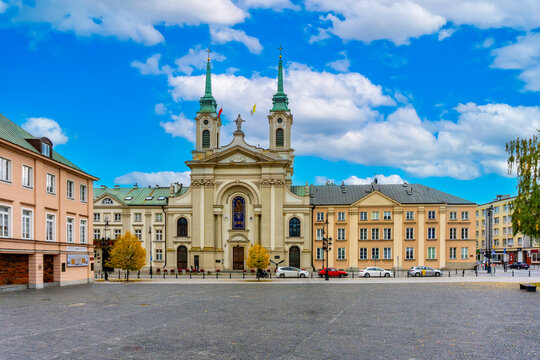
(246, 244, 270, 277)
(106, 231, 146, 282)
(506, 130, 540, 241)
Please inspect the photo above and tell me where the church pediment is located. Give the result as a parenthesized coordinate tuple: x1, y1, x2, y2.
(190, 145, 286, 165)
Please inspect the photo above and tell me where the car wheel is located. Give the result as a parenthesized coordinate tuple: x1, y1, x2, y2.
(338, 274, 342, 278)
(279, 274, 285, 278)
(415, 272, 420, 277)
(319, 274, 323, 278)
(384, 273, 390, 278)
(435, 272, 441, 277)
(300, 274, 306, 278)
(364, 273, 370, 278)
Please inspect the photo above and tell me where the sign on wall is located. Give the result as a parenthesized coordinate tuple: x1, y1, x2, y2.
(67, 254, 90, 267)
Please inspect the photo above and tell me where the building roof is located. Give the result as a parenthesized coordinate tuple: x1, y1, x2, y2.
(290, 185, 306, 197)
(0, 112, 92, 176)
(310, 184, 475, 206)
(94, 186, 189, 206)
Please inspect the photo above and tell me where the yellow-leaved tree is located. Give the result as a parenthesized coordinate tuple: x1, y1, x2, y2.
(106, 231, 146, 282)
(246, 244, 270, 277)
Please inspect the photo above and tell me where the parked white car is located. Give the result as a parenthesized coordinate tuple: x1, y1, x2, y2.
(276, 267, 309, 278)
(357, 267, 393, 278)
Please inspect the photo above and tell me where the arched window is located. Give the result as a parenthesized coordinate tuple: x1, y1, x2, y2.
(232, 196, 245, 230)
(276, 128, 284, 147)
(202, 130, 210, 148)
(102, 198, 113, 204)
(289, 217, 301, 237)
(177, 217, 188, 237)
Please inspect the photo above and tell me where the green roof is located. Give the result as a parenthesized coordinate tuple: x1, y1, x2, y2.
(94, 186, 189, 206)
(290, 185, 306, 197)
(0, 112, 90, 175)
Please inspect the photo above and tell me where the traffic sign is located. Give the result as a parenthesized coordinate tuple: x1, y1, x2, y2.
(503, 248, 506, 254)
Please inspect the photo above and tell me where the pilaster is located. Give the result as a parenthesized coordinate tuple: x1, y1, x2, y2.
(393, 207, 403, 269)
(418, 207, 425, 266)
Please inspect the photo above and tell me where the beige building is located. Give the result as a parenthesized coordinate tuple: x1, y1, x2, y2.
(476, 195, 539, 265)
(94, 56, 312, 272)
(311, 183, 477, 270)
(0, 113, 97, 288)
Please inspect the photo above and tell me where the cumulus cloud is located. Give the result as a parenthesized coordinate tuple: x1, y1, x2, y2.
(115, 171, 191, 187)
(491, 33, 540, 91)
(154, 103, 167, 115)
(327, 51, 350, 72)
(22, 117, 68, 145)
(175, 47, 226, 75)
(11, 0, 246, 46)
(160, 113, 196, 143)
(239, 0, 299, 10)
(343, 174, 406, 185)
(131, 53, 163, 75)
(0, 1, 7, 13)
(210, 26, 263, 54)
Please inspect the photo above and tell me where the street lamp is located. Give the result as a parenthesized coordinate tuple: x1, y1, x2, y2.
(484, 205, 494, 274)
(321, 218, 332, 281)
(149, 225, 153, 277)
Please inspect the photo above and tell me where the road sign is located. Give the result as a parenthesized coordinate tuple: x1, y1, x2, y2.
(492, 250, 496, 256)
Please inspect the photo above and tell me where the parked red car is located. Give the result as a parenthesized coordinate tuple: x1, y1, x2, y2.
(318, 268, 348, 278)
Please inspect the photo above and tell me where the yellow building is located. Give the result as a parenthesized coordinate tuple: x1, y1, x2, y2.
(476, 195, 539, 265)
(311, 183, 477, 270)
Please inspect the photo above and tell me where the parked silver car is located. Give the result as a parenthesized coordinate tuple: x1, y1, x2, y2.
(408, 266, 442, 277)
(357, 267, 393, 278)
(276, 267, 309, 278)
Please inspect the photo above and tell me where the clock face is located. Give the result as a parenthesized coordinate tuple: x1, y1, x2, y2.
(203, 120, 209, 125)
(277, 118, 283, 123)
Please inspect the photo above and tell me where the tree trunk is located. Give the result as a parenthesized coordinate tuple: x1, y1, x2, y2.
(126, 270, 130, 283)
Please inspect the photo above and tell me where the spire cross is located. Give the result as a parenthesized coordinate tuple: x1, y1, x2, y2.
(207, 47, 211, 62)
(278, 44, 284, 59)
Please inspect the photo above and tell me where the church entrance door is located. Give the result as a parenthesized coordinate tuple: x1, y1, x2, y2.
(177, 246, 188, 270)
(233, 247, 244, 270)
(289, 246, 300, 268)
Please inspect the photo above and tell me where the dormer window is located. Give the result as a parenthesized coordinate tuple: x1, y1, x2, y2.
(42, 143, 50, 156)
(158, 196, 166, 200)
(102, 198, 113, 204)
(125, 196, 133, 200)
(145, 196, 153, 201)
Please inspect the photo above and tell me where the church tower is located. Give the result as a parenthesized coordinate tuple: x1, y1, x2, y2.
(268, 48, 293, 160)
(194, 52, 221, 157)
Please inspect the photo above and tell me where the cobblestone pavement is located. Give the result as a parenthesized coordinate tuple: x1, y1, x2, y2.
(0, 282, 538, 360)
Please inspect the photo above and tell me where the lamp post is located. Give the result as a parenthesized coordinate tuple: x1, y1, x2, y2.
(321, 218, 332, 281)
(484, 205, 494, 274)
(149, 225, 153, 277)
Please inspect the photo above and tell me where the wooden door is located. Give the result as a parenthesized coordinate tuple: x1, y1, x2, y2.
(177, 246, 188, 270)
(233, 247, 244, 270)
(289, 246, 300, 268)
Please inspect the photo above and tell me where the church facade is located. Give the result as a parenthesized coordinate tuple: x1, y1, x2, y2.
(93, 56, 312, 272)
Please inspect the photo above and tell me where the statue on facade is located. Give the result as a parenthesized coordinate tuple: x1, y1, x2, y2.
(235, 114, 245, 131)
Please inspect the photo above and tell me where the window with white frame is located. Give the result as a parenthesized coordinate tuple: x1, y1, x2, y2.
(494, 206, 499, 213)
(135, 229, 142, 240)
(494, 239, 499, 246)
(449, 211, 457, 220)
(102, 198, 113, 205)
(360, 212, 367, 221)
(371, 211, 380, 220)
(427, 247, 436, 260)
(156, 229, 163, 241)
(450, 228, 457, 240)
(406, 247, 414, 260)
(316, 212, 324, 221)
(114, 229, 121, 238)
(482, 219, 485, 226)
(461, 211, 469, 220)
(316, 248, 324, 260)
(503, 239, 507, 247)
(461, 247, 468, 259)
(94, 229, 101, 240)
(428, 211, 436, 220)
(518, 237, 522, 246)
(66, 217, 74, 243)
(508, 226, 513, 234)
(316, 228, 324, 240)
(359, 228, 368, 240)
(502, 216, 507, 223)
(46, 173, 55, 194)
(371, 247, 379, 259)
(80, 219, 87, 244)
(406, 228, 414, 240)
(337, 212, 346, 221)
(46, 214, 55, 241)
(42, 143, 50, 156)
(383, 211, 392, 220)
(371, 228, 379, 240)
(337, 248, 346, 260)
(494, 217, 499, 224)
(383, 247, 392, 260)
(22, 209, 32, 240)
(337, 228, 345, 240)
(114, 213, 121, 222)
(508, 238, 514, 246)
(461, 228, 469, 239)
(406, 211, 414, 220)
(22, 165, 32, 188)
(427, 227, 436, 240)
(155, 213, 163, 222)
(94, 213, 100, 222)
(449, 247, 457, 259)
(134, 213, 142, 222)
(0, 157, 11, 182)
(67, 180, 74, 199)
(383, 228, 391, 240)
(359, 248, 367, 260)
(80, 185, 87, 203)
(155, 249, 163, 261)
(0, 205, 10, 237)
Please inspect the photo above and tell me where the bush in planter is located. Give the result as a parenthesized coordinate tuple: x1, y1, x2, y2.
(163, 269, 168, 273)
(243, 269, 247, 272)
(216, 269, 221, 272)
(200, 269, 205, 273)
(250, 269, 255, 273)
(156, 268, 161, 273)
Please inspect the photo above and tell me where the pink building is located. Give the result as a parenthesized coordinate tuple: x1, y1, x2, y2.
(0, 114, 98, 289)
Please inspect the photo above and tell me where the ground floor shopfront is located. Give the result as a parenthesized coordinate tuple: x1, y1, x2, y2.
(0, 239, 94, 288)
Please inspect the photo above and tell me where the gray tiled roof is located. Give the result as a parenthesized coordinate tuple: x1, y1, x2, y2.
(310, 184, 475, 206)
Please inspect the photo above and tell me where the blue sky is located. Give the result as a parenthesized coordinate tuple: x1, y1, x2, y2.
(1, 0, 539, 205)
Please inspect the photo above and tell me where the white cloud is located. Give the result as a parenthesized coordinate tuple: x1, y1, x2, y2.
(491, 33, 540, 91)
(0, 1, 7, 13)
(11, 0, 246, 46)
(154, 103, 167, 115)
(115, 171, 191, 187)
(327, 51, 350, 72)
(438, 27, 456, 41)
(314, 176, 336, 185)
(160, 113, 196, 143)
(210, 26, 263, 54)
(480, 37, 494, 48)
(343, 174, 406, 185)
(175, 47, 226, 75)
(239, 0, 299, 10)
(22, 117, 68, 145)
(131, 54, 163, 75)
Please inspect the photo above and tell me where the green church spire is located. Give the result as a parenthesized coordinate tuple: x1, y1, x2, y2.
(199, 48, 217, 113)
(271, 45, 289, 112)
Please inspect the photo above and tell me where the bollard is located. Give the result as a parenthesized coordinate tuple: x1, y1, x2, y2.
(512, 270, 514, 277)
(176, 271, 178, 279)
(118, 270, 121, 279)
(243, 272, 245, 279)
(448, 271, 450, 278)
(393, 271, 395, 278)
(216, 272, 219, 279)
(229, 272, 232, 279)
(456, 269, 458, 275)
(380, 272, 382, 278)
(190, 271, 192, 279)
(475, 269, 478, 277)
(462, 270, 464, 277)
(529, 270, 531, 277)
(310, 271, 312, 279)
(163, 272, 165, 279)
(352, 272, 354, 279)
(203, 272, 205, 279)
(270, 271, 272, 279)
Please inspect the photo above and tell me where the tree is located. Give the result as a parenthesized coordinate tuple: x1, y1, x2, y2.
(246, 244, 270, 278)
(506, 130, 540, 241)
(105, 231, 146, 282)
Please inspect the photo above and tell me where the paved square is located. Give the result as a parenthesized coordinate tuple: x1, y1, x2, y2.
(1, 282, 538, 359)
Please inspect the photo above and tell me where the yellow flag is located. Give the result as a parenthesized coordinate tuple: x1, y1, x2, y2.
(250, 104, 256, 116)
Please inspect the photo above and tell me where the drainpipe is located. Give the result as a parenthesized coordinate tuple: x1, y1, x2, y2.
(162, 205, 167, 268)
